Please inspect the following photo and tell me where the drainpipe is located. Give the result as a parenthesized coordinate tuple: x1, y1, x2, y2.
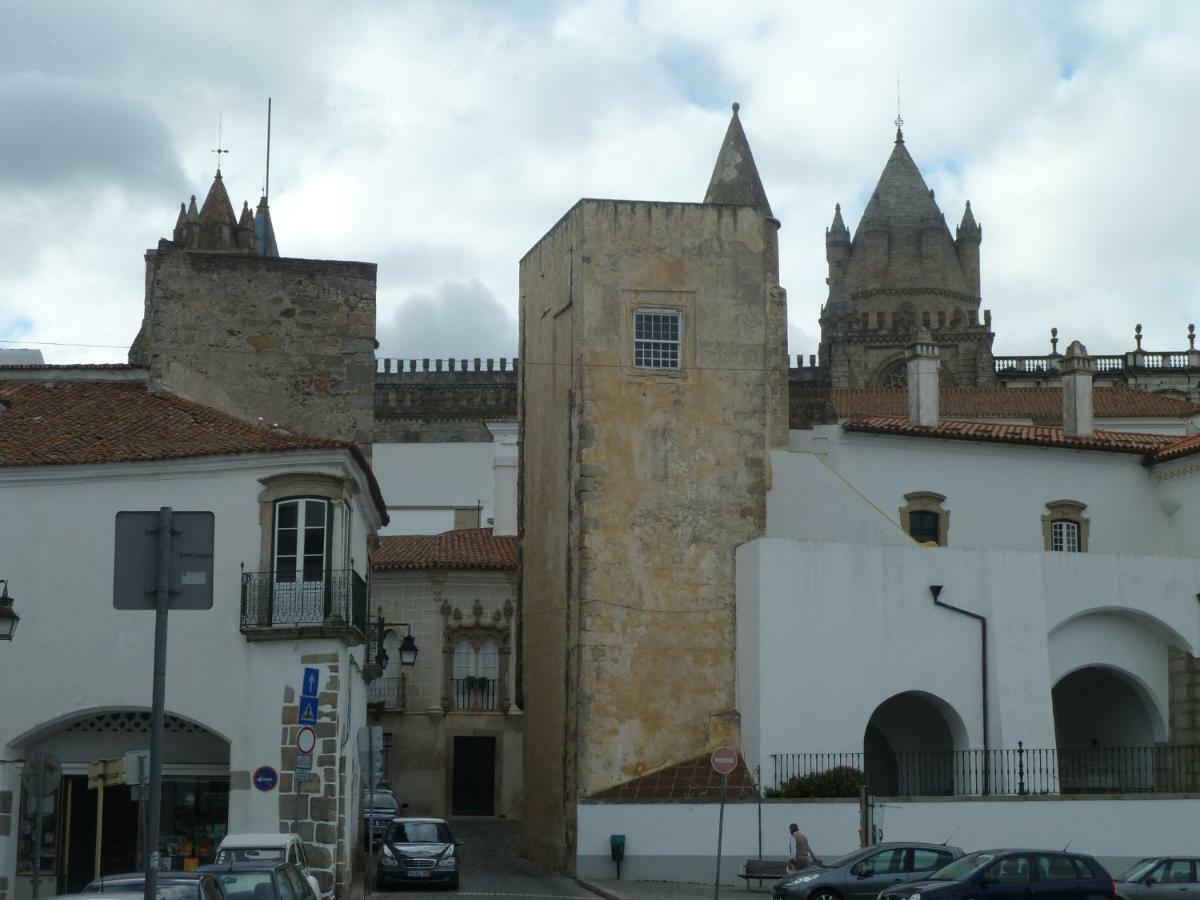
(929, 585, 989, 795)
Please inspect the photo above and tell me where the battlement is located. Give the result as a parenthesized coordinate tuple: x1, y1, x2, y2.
(821, 305, 993, 336)
(376, 357, 519, 376)
(374, 357, 518, 442)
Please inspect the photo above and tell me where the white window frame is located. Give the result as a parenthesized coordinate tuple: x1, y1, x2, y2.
(633, 308, 682, 370)
(1050, 519, 1081, 552)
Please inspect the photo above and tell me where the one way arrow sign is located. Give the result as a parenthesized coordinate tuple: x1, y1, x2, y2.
(302, 667, 320, 698)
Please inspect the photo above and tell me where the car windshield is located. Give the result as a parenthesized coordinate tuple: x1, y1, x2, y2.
(210, 872, 275, 900)
(217, 849, 284, 863)
(930, 851, 997, 881)
(1116, 860, 1160, 882)
(387, 822, 452, 844)
(367, 792, 397, 810)
(86, 880, 198, 900)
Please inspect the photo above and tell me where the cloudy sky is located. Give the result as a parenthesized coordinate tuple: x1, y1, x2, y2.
(2, 1, 1199, 365)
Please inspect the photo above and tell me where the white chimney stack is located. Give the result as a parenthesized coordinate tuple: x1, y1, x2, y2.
(1061, 340, 1094, 438)
(906, 328, 940, 428)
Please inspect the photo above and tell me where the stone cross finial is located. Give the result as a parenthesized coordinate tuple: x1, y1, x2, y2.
(1189, 324, 1195, 350)
(1050, 327, 1059, 354)
(1135, 323, 1143, 350)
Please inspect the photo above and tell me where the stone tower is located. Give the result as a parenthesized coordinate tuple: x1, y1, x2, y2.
(818, 127, 995, 387)
(518, 104, 788, 869)
(130, 170, 377, 448)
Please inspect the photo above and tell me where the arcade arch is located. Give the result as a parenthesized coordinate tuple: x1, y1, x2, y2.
(863, 691, 968, 796)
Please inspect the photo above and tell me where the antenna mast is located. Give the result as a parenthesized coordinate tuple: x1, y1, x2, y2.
(265, 98, 272, 202)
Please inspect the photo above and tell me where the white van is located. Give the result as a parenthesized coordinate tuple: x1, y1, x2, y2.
(215, 833, 325, 899)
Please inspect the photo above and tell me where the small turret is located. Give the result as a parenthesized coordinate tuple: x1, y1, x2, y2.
(236, 201, 258, 253)
(197, 170, 238, 250)
(703, 102, 774, 218)
(255, 195, 279, 258)
(955, 200, 982, 297)
(825, 203, 850, 287)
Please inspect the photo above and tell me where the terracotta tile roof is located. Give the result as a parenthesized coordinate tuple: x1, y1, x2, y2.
(1148, 432, 1200, 464)
(588, 753, 759, 802)
(0, 380, 388, 519)
(793, 386, 1200, 425)
(373, 528, 517, 571)
(844, 415, 1178, 456)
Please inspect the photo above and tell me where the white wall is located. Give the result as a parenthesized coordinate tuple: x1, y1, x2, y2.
(577, 798, 1200, 884)
(372, 442, 496, 535)
(0, 451, 376, 895)
(735, 539, 1200, 786)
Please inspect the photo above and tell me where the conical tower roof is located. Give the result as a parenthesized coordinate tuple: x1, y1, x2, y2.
(255, 196, 279, 258)
(703, 103, 773, 216)
(828, 203, 849, 237)
(198, 170, 237, 227)
(854, 132, 942, 237)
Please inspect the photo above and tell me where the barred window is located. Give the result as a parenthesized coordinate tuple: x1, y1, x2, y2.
(634, 309, 681, 369)
(1050, 519, 1080, 552)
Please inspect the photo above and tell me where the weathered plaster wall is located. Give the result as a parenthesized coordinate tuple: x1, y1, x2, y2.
(519, 198, 786, 869)
(133, 243, 377, 447)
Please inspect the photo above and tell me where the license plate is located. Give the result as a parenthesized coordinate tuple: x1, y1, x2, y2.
(405, 871, 431, 878)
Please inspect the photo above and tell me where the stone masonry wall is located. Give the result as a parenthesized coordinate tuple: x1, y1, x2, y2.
(1168, 646, 1200, 745)
(132, 242, 377, 448)
(278, 654, 346, 898)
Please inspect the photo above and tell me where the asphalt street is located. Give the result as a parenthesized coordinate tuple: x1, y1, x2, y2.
(376, 872, 595, 897)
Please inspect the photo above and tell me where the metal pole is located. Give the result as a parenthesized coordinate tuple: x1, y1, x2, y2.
(32, 755, 44, 900)
(144, 507, 172, 900)
(755, 765, 762, 861)
(94, 781, 104, 881)
(366, 724, 375, 899)
(713, 773, 727, 900)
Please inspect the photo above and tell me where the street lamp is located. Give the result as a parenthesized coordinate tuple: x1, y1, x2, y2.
(0, 581, 19, 641)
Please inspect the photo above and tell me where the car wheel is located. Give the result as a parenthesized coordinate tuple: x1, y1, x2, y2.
(808, 890, 840, 900)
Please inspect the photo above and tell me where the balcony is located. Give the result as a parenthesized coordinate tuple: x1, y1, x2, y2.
(239, 569, 367, 643)
(367, 676, 405, 710)
(452, 676, 500, 711)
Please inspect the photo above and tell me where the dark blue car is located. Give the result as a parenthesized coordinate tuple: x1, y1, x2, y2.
(878, 849, 1114, 900)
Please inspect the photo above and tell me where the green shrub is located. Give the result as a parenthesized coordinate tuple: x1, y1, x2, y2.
(767, 766, 867, 798)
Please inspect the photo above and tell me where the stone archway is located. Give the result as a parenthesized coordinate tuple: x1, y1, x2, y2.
(864, 691, 968, 796)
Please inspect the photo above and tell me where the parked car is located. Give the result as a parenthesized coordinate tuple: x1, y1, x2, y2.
(1115, 858, 1200, 900)
(362, 789, 407, 844)
(877, 849, 1114, 900)
(198, 861, 318, 900)
(85, 870, 224, 900)
(214, 835, 323, 899)
(375, 817, 461, 891)
(772, 842, 962, 899)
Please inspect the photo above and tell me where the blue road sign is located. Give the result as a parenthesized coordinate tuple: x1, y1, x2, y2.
(298, 696, 318, 725)
(302, 667, 320, 698)
(252, 766, 278, 792)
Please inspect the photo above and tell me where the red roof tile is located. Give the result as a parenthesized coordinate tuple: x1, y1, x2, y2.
(1148, 432, 1200, 464)
(588, 753, 759, 802)
(374, 529, 517, 571)
(0, 380, 388, 519)
(844, 415, 1178, 455)
(796, 387, 1200, 423)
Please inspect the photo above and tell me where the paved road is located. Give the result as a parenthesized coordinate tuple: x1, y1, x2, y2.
(371, 818, 595, 900)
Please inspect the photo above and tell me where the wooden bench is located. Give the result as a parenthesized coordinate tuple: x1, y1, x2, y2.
(739, 858, 789, 889)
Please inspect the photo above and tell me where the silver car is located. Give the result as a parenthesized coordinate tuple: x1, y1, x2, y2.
(773, 842, 963, 900)
(1116, 858, 1200, 900)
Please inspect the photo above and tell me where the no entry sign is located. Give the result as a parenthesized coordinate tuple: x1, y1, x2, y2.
(296, 726, 317, 755)
(710, 746, 738, 776)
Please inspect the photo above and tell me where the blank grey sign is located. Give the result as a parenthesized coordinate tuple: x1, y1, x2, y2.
(113, 511, 215, 610)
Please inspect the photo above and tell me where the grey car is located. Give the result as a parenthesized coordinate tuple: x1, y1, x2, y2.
(773, 842, 963, 900)
(1116, 858, 1200, 900)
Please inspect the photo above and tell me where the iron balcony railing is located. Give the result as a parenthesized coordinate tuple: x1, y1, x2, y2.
(240, 569, 368, 635)
(771, 744, 1200, 797)
(367, 676, 403, 709)
(452, 676, 499, 711)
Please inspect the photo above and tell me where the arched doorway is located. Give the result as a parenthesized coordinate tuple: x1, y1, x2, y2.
(12, 708, 230, 893)
(1052, 666, 1160, 792)
(864, 691, 967, 796)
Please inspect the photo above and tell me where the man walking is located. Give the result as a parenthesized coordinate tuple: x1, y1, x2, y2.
(788, 823, 815, 873)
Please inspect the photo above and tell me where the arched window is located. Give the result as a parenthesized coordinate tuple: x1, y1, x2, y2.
(1042, 500, 1089, 552)
(900, 492, 949, 546)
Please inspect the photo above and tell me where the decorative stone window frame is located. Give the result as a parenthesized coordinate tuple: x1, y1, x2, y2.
(256, 472, 359, 572)
(1042, 500, 1089, 553)
(440, 599, 515, 713)
(619, 290, 696, 381)
(900, 491, 949, 546)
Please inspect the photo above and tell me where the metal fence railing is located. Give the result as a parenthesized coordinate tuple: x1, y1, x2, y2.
(367, 676, 403, 709)
(452, 677, 499, 711)
(240, 569, 368, 635)
(771, 744, 1200, 797)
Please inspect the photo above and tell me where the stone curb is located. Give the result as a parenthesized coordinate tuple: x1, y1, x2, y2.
(574, 876, 629, 900)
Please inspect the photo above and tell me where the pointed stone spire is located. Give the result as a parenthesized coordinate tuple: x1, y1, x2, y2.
(198, 170, 237, 227)
(174, 202, 187, 231)
(186, 195, 199, 221)
(957, 200, 980, 238)
(703, 102, 773, 216)
(828, 203, 849, 237)
(238, 200, 254, 228)
(255, 195, 279, 258)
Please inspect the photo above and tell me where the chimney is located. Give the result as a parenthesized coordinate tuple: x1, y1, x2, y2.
(1061, 340, 1094, 437)
(906, 328, 940, 428)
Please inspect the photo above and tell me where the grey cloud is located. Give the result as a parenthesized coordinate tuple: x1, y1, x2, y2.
(376, 280, 517, 362)
(0, 74, 186, 195)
